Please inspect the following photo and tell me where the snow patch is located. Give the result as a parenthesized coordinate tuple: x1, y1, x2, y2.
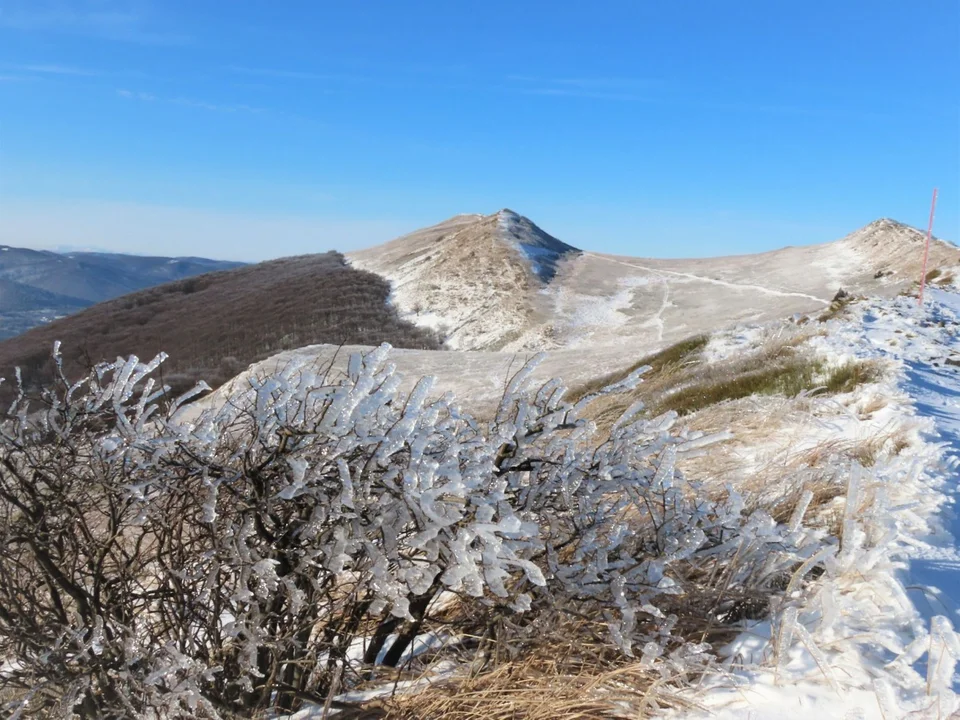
(496, 209, 578, 283)
(684, 288, 960, 718)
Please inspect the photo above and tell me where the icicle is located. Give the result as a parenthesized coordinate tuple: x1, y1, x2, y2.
(793, 620, 840, 693)
(841, 461, 864, 556)
(775, 606, 798, 681)
(788, 489, 814, 533)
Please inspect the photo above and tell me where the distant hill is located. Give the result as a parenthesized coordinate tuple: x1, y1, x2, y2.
(0, 245, 244, 339)
(0, 278, 91, 313)
(0, 251, 443, 399)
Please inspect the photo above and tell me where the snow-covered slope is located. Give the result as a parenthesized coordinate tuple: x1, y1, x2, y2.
(191, 284, 960, 720)
(350, 212, 958, 355)
(682, 287, 960, 718)
(347, 210, 579, 351)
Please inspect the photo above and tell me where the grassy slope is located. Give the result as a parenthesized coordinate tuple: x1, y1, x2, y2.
(0, 251, 442, 397)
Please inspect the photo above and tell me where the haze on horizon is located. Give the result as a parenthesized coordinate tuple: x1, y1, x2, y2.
(0, 0, 957, 263)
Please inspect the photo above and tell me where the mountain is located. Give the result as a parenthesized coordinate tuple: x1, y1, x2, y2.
(1, 211, 955, 411)
(348, 210, 580, 351)
(349, 212, 958, 353)
(0, 252, 441, 400)
(0, 245, 244, 340)
(0, 277, 91, 313)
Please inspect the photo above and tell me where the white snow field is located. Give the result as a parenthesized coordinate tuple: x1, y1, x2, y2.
(678, 287, 960, 719)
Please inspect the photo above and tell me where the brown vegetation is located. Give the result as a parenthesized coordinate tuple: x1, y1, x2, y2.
(573, 328, 881, 434)
(654, 358, 881, 417)
(0, 252, 442, 399)
(566, 334, 708, 403)
(817, 290, 857, 323)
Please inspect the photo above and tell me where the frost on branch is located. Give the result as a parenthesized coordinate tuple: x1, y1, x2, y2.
(0, 344, 811, 717)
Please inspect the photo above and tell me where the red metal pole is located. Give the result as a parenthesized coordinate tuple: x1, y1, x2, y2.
(918, 188, 938, 306)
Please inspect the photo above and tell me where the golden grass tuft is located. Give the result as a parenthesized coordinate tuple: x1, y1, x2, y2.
(858, 395, 888, 419)
(348, 585, 740, 719)
(566, 334, 709, 403)
(380, 662, 693, 719)
(923, 267, 956, 286)
(652, 358, 822, 417)
(651, 358, 881, 418)
(574, 324, 885, 437)
(822, 360, 882, 395)
(376, 618, 702, 720)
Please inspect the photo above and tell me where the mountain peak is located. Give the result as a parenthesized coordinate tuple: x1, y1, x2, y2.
(491, 209, 580, 283)
(844, 218, 926, 247)
(865, 217, 912, 231)
(833, 216, 958, 279)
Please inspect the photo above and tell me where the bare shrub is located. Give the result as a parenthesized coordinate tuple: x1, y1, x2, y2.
(0, 346, 823, 718)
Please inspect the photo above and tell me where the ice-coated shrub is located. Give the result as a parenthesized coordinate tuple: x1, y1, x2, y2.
(0, 344, 818, 718)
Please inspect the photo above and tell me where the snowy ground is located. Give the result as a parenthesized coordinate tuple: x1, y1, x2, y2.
(679, 287, 960, 719)
(192, 285, 960, 719)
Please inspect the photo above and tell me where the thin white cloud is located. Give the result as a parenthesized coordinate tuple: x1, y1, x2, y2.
(15, 63, 98, 76)
(116, 88, 264, 114)
(515, 87, 645, 102)
(117, 89, 156, 101)
(508, 75, 660, 91)
(170, 97, 264, 114)
(0, 1, 189, 45)
(505, 75, 661, 101)
(504, 75, 865, 117)
(225, 65, 363, 83)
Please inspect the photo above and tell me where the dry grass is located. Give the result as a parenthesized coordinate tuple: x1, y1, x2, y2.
(646, 356, 880, 419)
(822, 360, 882, 394)
(574, 329, 882, 434)
(380, 662, 692, 719)
(683, 389, 909, 536)
(372, 615, 702, 720)
(566, 334, 709, 403)
(573, 329, 890, 543)
(858, 394, 889, 419)
(338, 507, 781, 719)
(652, 357, 823, 417)
(817, 293, 856, 323)
(909, 267, 956, 290)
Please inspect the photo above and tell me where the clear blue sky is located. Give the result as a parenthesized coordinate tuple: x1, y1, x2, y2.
(0, 0, 957, 261)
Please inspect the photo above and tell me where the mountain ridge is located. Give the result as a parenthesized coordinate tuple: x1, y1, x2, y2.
(349, 211, 958, 353)
(0, 210, 955, 409)
(347, 209, 580, 351)
(0, 245, 244, 339)
(0, 251, 441, 401)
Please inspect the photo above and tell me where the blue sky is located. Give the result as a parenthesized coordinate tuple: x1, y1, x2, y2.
(0, 0, 957, 262)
